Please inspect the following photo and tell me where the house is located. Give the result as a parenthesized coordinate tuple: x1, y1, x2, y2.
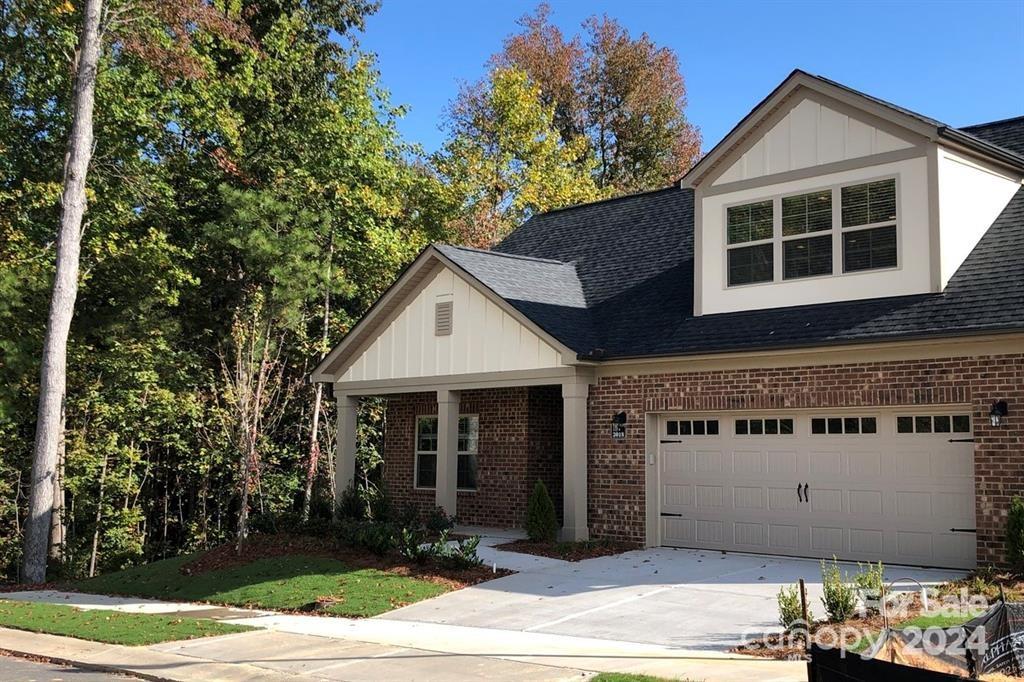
(312, 70, 1024, 569)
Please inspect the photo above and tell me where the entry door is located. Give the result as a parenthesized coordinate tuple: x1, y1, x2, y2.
(657, 411, 976, 569)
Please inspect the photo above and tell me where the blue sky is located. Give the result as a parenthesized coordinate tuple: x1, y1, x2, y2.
(359, 0, 1024, 155)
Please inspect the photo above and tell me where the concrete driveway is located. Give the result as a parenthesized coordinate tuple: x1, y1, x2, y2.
(382, 538, 966, 650)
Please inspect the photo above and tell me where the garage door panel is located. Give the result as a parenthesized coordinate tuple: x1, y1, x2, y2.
(662, 483, 692, 507)
(769, 524, 800, 550)
(809, 451, 842, 476)
(768, 486, 800, 511)
(766, 451, 799, 475)
(734, 486, 764, 510)
(809, 488, 843, 513)
(695, 485, 724, 508)
(847, 451, 883, 478)
(733, 451, 763, 474)
(658, 411, 976, 568)
(735, 522, 765, 546)
(695, 451, 724, 473)
(848, 490, 884, 515)
(810, 526, 845, 553)
(849, 528, 885, 555)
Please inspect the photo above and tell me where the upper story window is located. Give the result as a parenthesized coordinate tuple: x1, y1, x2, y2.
(725, 178, 898, 288)
(841, 179, 898, 272)
(726, 200, 773, 286)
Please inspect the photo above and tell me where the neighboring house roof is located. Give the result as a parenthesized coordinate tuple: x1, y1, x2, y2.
(961, 116, 1024, 157)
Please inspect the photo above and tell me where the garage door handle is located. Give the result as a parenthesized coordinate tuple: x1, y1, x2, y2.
(797, 483, 804, 503)
(802, 483, 809, 503)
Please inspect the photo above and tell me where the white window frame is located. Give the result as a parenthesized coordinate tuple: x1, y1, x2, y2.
(722, 175, 902, 289)
(414, 414, 479, 492)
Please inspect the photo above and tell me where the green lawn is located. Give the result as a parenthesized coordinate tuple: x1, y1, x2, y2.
(899, 612, 973, 629)
(74, 554, 449, 617)
(591, 675, 685, 682)
(0, 599, 250, 645)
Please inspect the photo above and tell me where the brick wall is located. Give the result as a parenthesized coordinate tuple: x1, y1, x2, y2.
(587, 353, 1024, 565)
(382, 386, 563, 528)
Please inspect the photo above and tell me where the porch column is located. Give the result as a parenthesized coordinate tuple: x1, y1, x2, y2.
(334, 391, 358, 506)
(435, 389, 460, 515)
(562, 380, 590, 541)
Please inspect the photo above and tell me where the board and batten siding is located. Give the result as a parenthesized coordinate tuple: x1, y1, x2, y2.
(339, 265, 564, 382)
(713, 98, 914, 186)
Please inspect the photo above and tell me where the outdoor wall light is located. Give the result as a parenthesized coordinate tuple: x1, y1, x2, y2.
(990, 400, 1009, 427)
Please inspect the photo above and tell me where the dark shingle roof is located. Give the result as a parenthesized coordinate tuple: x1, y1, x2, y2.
(446, 118, 1024, 360)
(962, 116, 1024, 157)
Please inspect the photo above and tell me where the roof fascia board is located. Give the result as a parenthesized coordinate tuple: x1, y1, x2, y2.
(936, 135, 1024, 179)
(683, 71, 940, 189)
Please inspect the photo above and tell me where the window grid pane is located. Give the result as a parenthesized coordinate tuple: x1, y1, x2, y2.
(728, 243, 774, 286)
(784, 234, 833, 280)
(457, 454, 477, 490)
(782, 190, 832, 236)
(843, 226, 897, 272)
(842, 179, 896, 228)
(416, 454, 437, 488)
(727, 200, 774, 244)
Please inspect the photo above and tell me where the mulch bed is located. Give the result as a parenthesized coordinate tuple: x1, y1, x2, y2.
(181, 533, 511, 591)
(495, 538, 637, 562)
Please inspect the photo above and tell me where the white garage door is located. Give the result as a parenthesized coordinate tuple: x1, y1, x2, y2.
(658, 411, 976, 569)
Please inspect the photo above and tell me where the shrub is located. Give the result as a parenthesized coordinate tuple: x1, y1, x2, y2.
(432, 530, 482, 570)
(852, 561, 885, 613)
(398, 526, 431, 564)
(778, 584, 811, 630)
(426, 507, 456, 534)
(334, 519, 398, 556)
(1007, 496, 1024, 568)
(820, 557, 857, 622)
(525, 480, 558, 543)
(393, 502, 421, 530)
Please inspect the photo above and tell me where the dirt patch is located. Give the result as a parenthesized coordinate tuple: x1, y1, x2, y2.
(495, 538, 636, 562)
(181, 533, 511, 590)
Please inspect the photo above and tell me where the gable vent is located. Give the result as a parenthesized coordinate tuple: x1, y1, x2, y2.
(434, 300, 453, 336)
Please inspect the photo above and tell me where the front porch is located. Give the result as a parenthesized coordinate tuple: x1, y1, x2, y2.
(333, 368, 593, 541)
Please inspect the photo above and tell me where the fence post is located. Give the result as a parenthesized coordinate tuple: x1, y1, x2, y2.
(799, 577, 810, 650)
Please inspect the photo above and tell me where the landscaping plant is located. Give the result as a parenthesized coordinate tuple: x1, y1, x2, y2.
(820, 557, 857, 622)
(426, 507, 457, 534)
(777, 583, 812, 630)
(852, 561, 885, 613)
(1007, 496, 1024, 568)
(525, 480, 558, 542)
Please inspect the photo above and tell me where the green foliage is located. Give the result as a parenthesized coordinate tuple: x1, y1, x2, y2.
(0, 0, 447, 580)
(434, 67, 604, 246)
(1007, 496, 1024, 567)
(777, 583, 811, 630)
(431, 530, 483, 570)
(525, 480, 558, 543)
(0, 599, 251, 645)
(76, 554, 449, 618)
(852, 561, 885, 613)
(426, 507, 457, 534)
(820, 557, 857, 623)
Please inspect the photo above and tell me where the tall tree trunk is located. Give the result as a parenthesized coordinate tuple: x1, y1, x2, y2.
(302, 240, 332, 521)
(87, 454, 108, 578)
(22, 0, 103, 584)
(48, 408, 67, 563)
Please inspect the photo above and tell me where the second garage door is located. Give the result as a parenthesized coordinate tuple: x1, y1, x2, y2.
(658, 410, 976, 569)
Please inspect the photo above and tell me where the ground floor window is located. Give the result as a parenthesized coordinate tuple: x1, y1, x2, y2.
(415, 415, 479, 490)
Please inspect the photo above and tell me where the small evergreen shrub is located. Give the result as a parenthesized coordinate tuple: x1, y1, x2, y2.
(398, 526, 431, 564)
(852, 561, 885, 613)
(777, 583, 811, 630)
(525, 480, 558, 543)
(1007, 496, 1024, 568)
(431, 530, 482, 570)
(426, 507, 456, 534)
(820, 557, 857, 622)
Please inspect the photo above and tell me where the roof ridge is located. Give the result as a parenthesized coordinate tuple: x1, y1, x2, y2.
(961, 114, 1024, 130)
(437, 243, 570, 266)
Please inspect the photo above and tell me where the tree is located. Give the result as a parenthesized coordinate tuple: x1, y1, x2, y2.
(490, 3, 702, 194)
(435, 67, 603, 247)
(22, 0, 103, 585)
